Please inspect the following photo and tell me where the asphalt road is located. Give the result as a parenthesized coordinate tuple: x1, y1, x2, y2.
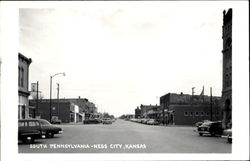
(18, 119, 231, 153)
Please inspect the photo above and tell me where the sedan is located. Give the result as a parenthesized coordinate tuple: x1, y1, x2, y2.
(197, 121, 223, 136)
(102, 118, 112, 125)
(38, 119, 63, 138)
(146, 119, 160, 125)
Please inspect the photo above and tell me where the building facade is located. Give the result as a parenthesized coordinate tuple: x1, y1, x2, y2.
(134, 107, 141, 119)
(221, 9, 232, 129)
(160, 93, 222, 125)
(18, 53, 32, 119)
(139, 104, 161, 120)
(29, 97, 97, 123)
(29, 99, 84, 123)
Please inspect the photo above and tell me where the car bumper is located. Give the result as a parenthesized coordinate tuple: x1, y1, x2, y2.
(198, 131, 210, 134)
(221, 135, 232, 139)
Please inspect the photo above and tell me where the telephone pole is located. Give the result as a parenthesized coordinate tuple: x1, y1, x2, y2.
(36, 81, 39, 118)
(57, 83, 60, 117)
(210, 87, 213, 121)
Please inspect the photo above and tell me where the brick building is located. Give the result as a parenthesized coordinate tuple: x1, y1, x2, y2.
(139, 104, 161, 120)
(29, 97, 97, 123)
(18, 53, 32, 119)
(221, 8, 232, 129)
(160, 93, 222, 125)
(29, 99, 84, 123)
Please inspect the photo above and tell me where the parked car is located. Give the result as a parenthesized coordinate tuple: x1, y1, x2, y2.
(222, 128, 232, 143)
(146, 119, 160, 125)
(102, 118, 112, 124)
(38, 119, 63, 138)
(195, 120, 211, 127)
(197, 121, 223, 136)
(51, 116, 62, 124)
(83, 118, 101, 124)
(18, 119, 45, 143)
(141, 118, 149, 124)
(137, 119, 142, 123)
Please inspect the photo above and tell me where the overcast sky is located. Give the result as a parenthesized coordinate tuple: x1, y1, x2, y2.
(19, 4, 226, 117)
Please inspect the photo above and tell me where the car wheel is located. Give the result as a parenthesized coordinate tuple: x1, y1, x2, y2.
(46, 132, 54, 138)
(228, 138, 232, 143)
(31, 138, 35, 143)
(21, 138, 27, 143)
(199, 133, 203, 136)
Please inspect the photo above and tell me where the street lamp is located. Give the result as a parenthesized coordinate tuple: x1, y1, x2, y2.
(49, 72, 65, 122)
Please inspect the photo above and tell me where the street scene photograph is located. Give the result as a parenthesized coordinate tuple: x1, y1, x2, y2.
(16, 3, 234, 154)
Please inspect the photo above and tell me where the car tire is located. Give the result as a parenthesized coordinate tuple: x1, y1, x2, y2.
(21, 138, 27, 143)
(228, 138, 232, 143)
(46, 132, 54, 138)
(30, 138, 35, 143)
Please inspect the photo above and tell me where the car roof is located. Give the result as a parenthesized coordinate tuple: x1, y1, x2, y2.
(18, 119, 49, 122)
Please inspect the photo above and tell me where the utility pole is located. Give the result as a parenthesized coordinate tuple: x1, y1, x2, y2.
(57, 83, 59, 118)
(210, 87, 213, 121)
(36, 81, 39, 118)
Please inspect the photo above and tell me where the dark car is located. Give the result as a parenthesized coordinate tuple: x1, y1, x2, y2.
(197, 121, 223, 136)
(18, 119, 45, 143)
(51, 116, 62, 124)
(38, 119, 63, 138)
(195, 120, 211, 127)
(83, 118, 101, 124)
(102, 118, 112, 124)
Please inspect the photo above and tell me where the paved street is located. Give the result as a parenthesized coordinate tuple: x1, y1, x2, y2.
(18, 119, 231, 153)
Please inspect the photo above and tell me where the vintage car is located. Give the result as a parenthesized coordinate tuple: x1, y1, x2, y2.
(51, 116, 62, 124)
(38, 119, 63, 138)
(221, 128, 232, 143)
(141, 118, 149, 124)
(197, 121, 223, 136)
(146, 119, 160, 125)
(83, 118, 102, 124)
(195, 120, 211, 127)
(102, 118, 112, 124)
(18, 119, 46, 143)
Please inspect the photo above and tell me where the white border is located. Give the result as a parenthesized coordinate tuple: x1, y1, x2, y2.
(0, 1, 249, 161)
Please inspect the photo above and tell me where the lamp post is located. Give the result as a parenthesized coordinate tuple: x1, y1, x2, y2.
(49, 72, 65, 122)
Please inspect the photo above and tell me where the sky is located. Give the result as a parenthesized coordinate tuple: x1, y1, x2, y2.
(19, 4, 225, 117)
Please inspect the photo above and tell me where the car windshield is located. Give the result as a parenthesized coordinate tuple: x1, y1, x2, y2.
(40, 120, 52, 126)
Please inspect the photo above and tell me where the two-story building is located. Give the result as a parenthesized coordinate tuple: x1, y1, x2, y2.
(160, 93, 222, 125)
(18, 53, 32, 119)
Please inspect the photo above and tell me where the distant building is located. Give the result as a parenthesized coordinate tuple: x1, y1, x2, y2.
(160, 93, 222, 125)
(221, 8, 232, 129)
(134, 107, 141, 119)
(139, 104, 161, 120)
(29, 99, 84, 123)
(18, 53, 32, 119)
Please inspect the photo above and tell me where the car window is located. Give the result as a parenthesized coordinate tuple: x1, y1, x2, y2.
(19, 121, 28, 127)
(29, 121, 39, 127)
